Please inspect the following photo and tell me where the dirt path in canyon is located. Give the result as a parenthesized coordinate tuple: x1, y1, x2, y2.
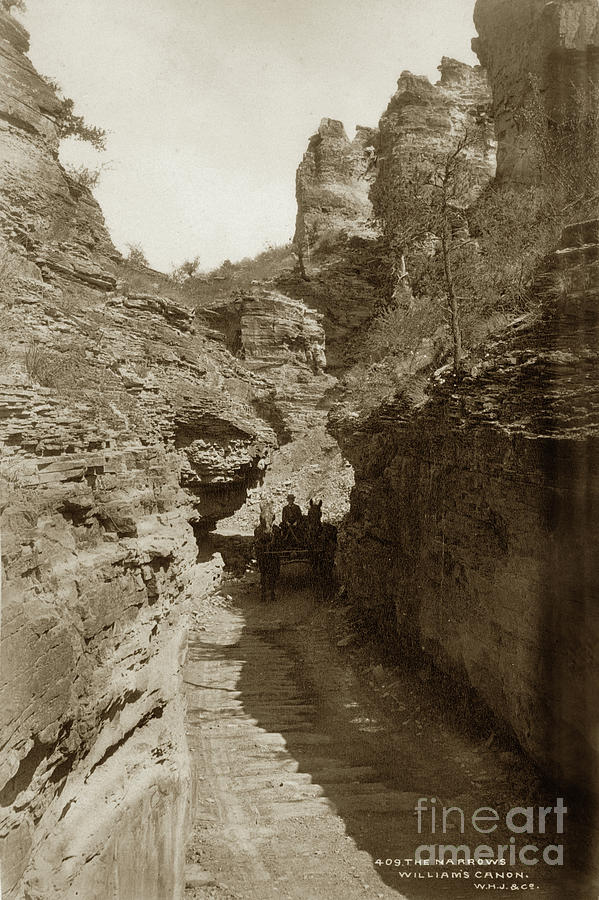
(183, 566, 592, 900)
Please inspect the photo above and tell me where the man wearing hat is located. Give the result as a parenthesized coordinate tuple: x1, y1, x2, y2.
(281, 493, 303, 543)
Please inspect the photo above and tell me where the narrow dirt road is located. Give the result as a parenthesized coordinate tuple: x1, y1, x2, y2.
(184, 567, 591, 900)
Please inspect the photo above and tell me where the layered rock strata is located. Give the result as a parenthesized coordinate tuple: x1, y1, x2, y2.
(1, 454, 216, 899)
(203, 288, 335, 439)
(0, 266, 275, 900)
(0, 267, 274, 900)
(0, 9, 276, 897)
(333, 221, 599, 793)
(294, 117, 377, 272)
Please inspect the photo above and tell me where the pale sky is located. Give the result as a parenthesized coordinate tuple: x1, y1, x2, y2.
(23, 0, 479, 272)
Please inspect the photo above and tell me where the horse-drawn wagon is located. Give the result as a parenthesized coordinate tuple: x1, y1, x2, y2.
(253, 499, 337, 601)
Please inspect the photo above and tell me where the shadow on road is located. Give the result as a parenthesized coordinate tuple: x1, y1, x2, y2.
(190, 549, 595, 899)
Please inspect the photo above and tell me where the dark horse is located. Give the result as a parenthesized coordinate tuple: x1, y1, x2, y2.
(253, 501, 280, 602)
(307, 498, 322, 541)
(306, 499, 337, 592)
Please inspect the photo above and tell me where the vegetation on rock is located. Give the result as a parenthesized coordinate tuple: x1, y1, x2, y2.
(43, 77, 107, 151)
(63, 162, 103, 190)
(349, 77, 599, 399)
(124, 242, 150, 267)
(170, 254, 201, 284)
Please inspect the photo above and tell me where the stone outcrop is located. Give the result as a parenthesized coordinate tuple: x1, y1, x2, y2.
(332, 220, 599, 793)
(277, 250, 383, 373)
(286, 59, 495, 371)
(0, 13, 117, 280)
(294, 117, 377, 272)
(473, 0, 599, 182)
(286, 120, 382, 371)
(373, 57, 495, 213)
(0, 9, 277, 897)
(203, 289, 335, 439)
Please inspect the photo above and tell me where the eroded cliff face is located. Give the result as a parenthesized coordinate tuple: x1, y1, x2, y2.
(0, 13, 118, 286)
(203, 288, 334, 440)
(333, 220, 599, 793)
(284, 119, 381, 371)
(376, 57, 495, 192)
(473, 0, 599, 182)
(1, 460, 205, 899)
(0, 10, 276, 897)
(294, 117, 376, 269)
(286, 59, 496, 371)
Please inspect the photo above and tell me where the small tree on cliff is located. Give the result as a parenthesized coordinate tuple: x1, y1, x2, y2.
(125, 243, 149, 267)
(372, 125, 490, 373)
(427, 130, 491, 371)
(42, 77, 107, 152)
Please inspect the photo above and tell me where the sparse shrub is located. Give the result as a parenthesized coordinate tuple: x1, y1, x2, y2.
(517, 75, 599, 223)
(185, 243, 295, 304)
(42, 77, 106, 151)
(24, 342, 89, 390)
(363, 297, 446, 364)
(24, 342, 54, 386)
(170, 255, 201, 284)
(313, 228, 348, 256)
(64, 163, 103, 191)
(468, 183, 562, 314)
(125, 243, 149, 267)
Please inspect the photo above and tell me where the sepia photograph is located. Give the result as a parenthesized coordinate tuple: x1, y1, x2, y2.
(0, 0, 598, 897)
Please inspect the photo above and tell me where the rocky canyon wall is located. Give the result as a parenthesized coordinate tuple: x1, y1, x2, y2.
(0, 13, 118, 285)
(322, 15, 599, 793)
(0, 10, 276, 897)
(294, 117, 376, 270)
(473, 0, 599, 182)
(333, 220, 599, 793)
(202, 288, 334, 441)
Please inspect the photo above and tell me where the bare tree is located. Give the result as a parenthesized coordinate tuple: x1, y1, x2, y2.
(372, 125, 489, 372)
(429, 131, 488, 371)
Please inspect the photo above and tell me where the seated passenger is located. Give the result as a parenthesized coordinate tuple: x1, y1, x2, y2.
(281, 494, 304, 545)
(282, 494, 302, 528)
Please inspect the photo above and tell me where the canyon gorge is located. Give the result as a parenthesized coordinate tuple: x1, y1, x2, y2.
(2, 0, 599, 898)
